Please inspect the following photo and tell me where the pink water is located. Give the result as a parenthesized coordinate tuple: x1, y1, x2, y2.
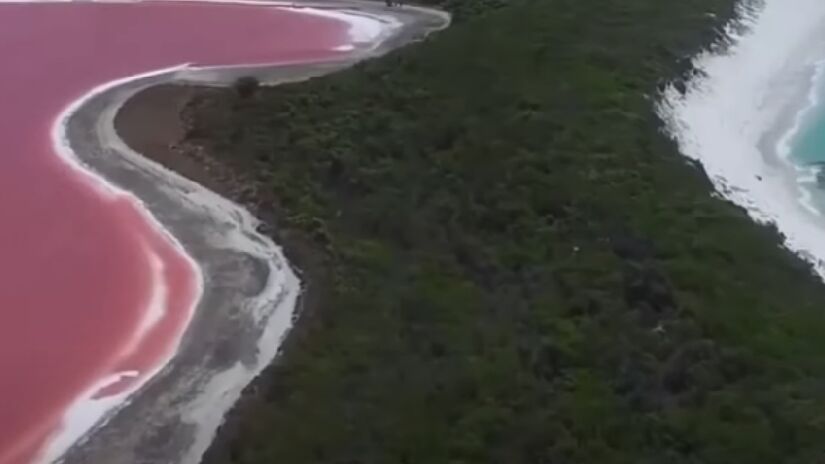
(0, 3, 349, 463)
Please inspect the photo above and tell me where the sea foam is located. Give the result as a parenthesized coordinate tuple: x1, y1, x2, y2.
(660, 0, 825, 278)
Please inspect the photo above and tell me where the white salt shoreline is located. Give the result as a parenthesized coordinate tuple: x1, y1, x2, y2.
(661, 0, 825, 278)
(42, 62, 206, 464)
(29, 2, 436, 463)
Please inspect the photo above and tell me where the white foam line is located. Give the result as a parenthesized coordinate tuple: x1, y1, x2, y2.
(118, 244, 169, 361)
(774, 59, 825, 219)
(38, 63, 207, 464)
(660, 0, 825, 278)
(24, 1, 418, 462)
(0, 0, 406, 56)
(283, 5, 403, 49)
(38, 372, 136, 464)
(181, 0, 406, 55)
(135, 248, 169, 342)
(41, 242, 177, 463)
(99, 77, 302, 464)
(776, 59, 825, 162)
(42, 58, 313, 464)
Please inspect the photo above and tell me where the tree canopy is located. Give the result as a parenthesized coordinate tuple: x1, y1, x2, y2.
(191, 0, 825, 462)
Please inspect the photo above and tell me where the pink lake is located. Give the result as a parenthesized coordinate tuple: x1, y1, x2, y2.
(0, 2, 349, 462)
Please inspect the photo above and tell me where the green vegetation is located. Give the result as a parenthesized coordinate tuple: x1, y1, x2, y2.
(233, 76, 260, 99)
(193, 0, 825, 462)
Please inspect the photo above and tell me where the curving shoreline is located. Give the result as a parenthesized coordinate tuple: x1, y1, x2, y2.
(661, 0, 825, 279)
(53, 3, 448, 463)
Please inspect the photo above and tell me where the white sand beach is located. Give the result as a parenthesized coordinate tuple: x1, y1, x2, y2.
(662, 0, 825, 278)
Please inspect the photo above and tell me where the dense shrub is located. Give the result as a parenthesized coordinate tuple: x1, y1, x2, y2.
(194, 0, 825, 462)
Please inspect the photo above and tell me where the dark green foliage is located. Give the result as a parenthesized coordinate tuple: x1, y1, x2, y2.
(194, 0, 825, 462)
(414, 0, 507, 21)
(233, 76, 260, 99)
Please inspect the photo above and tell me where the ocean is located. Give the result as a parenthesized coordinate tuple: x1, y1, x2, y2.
(663, 0, 825, 283)
(785, 64, 825, 214)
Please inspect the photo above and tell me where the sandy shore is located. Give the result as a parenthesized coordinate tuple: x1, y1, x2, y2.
(661, 0, 825, 277)
(54, 3, 448, 463)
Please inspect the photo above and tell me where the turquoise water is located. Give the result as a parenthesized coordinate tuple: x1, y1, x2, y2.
(787, 72, 825, 201)
(791, 108, 825, 166)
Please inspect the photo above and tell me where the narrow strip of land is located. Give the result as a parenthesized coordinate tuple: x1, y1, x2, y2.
(116, 0, 825, 462)
(57, 3, 447, 463)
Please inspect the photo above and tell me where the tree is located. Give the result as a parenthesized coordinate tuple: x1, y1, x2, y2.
(233, 76, 260, 99)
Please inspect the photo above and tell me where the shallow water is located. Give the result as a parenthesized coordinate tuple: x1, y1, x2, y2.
(783, 62, 825, 216)
(0, 3, 347, 462)
(788, 71, 825, 166)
